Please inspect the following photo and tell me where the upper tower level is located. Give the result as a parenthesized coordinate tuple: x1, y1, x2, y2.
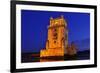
(48, 15, 67, 29)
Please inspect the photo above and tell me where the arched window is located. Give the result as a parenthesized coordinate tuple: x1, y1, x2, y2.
(61, 38, 65, 46)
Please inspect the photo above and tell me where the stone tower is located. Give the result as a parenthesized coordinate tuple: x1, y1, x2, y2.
(40, 15, 68, 57)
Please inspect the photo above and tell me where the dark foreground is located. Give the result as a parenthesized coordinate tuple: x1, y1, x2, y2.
(21, 50, 90, 63)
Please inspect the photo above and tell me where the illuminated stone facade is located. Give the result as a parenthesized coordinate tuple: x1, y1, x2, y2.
(40, 15, 68, 57)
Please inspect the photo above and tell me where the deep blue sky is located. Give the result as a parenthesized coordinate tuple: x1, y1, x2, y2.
(21, 10, 90, 53)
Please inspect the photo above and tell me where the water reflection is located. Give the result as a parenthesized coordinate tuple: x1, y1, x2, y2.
(22, 51, 90, 63)
(40, 56, 64, 62)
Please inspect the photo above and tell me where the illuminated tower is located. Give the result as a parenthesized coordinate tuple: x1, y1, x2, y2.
(40, 15, 68, 57)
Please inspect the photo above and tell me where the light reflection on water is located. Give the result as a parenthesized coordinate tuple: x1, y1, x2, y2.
(40, 59, 64, 62)
(22, 52, 90, 63)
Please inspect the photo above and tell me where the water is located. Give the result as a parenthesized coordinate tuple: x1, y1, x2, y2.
(21, 51, 90, 63)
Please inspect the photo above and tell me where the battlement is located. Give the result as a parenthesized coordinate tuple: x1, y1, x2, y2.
(49, 15, 67, 28)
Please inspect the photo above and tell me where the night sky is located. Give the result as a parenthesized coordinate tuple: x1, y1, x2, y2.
(21, 10, 90, 53)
